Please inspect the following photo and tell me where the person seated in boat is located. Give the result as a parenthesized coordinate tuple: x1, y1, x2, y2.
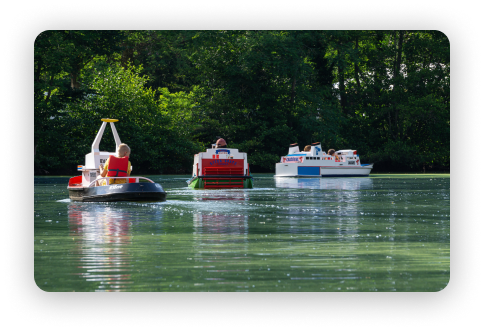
(97, 143, 132, 185)
(328, 149, 340, 161)
(216, 138, 227, 148)
(303, 145, 311, 152)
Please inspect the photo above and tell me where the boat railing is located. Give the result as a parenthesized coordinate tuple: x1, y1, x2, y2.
(88, 176, 155, 187)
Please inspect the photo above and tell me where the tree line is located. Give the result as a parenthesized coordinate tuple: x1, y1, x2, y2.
(34, 30, 449, 174)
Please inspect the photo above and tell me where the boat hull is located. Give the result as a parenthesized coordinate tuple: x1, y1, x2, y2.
(187, 175, 254, 189)
(68, 182, 167, 202)
(275, 163, 373, 177)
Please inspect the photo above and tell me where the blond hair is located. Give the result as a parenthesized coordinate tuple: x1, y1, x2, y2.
(117, 143, 131, 157)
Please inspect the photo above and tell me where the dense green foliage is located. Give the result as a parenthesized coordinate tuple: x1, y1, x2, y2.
(34, 30, 449, 174)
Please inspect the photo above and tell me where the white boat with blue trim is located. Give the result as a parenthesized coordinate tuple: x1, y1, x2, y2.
(275, 142, 373, 177)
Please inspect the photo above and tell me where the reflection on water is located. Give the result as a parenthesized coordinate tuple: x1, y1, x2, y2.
(193, 189, 250, 203)
(274, 177, 373, 190)
(192, 192, 250, 289)
(193, 210, 249, 235)
(68, 204, 134, 292)
(34, 174, 450, 292)
(274, 177, 371, 222)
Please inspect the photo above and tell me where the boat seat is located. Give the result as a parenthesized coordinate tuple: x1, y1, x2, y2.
(68, 175, 82, 187)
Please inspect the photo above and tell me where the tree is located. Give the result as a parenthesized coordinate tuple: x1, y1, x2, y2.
(34, 30, 126, 172)
(36, 58, 202, 174)
(189, 30, 340, 171)
(325, 31, 449, 170)
(34, 30, 450, 174)
(119, 30, 199, 93)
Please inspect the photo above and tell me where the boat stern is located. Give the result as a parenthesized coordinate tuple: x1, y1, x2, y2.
(188, 147, 254, 189)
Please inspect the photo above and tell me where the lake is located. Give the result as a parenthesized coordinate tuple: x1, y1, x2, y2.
(34, 174, 450, 292)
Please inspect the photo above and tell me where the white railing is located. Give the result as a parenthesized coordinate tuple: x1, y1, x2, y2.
(88, 176, 155, 187)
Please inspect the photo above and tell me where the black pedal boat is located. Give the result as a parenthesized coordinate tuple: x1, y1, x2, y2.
(67, 118, 167, 202)
(68, 176, 166, 202)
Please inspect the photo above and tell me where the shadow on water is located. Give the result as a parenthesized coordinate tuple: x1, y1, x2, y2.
(274, 177, 373, 190)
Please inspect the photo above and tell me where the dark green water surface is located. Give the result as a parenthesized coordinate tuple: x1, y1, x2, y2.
(34, 174, 450, 292)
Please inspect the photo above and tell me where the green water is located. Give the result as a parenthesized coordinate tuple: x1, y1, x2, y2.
(34, 174, 450, 292)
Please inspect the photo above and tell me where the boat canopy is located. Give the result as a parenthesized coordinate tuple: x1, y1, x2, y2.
(288, 143, 300, 154)
(84, 118, 122, 169)
(310, 142, 323, 156)
(336, 150, 357, 156)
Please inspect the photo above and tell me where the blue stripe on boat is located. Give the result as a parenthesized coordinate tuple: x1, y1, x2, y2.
(298, 167, 320, 176)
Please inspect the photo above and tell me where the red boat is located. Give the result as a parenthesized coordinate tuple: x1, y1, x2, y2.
(187, 143, 254, 189)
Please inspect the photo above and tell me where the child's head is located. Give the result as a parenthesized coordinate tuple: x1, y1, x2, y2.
(328, 149, 335, 156)
(216, 138, 227, 148)
(117, 143, 131, 157)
